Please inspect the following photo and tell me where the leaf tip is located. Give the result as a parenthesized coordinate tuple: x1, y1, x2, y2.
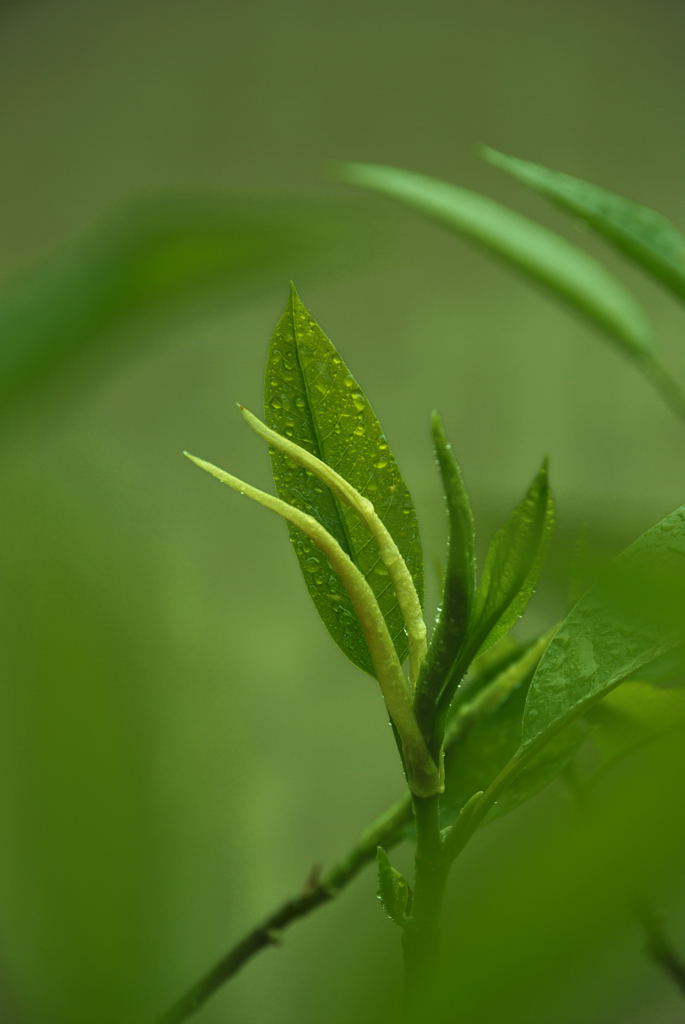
(429, 408, 447, 444)
(326, 158, 349, 183)
(480, 144, 505, 166)
(184, 450, 210, 473)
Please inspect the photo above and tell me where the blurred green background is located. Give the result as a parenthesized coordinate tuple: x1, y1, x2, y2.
(2, 1, 685, 1021)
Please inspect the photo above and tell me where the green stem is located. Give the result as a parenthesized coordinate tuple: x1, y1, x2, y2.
(156, 797, 411, 1024)
(402, 795, 450, 1015)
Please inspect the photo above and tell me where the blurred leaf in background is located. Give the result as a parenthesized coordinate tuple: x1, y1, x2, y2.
(0, 194, 367, 419)
(3, 1, 685, 1022)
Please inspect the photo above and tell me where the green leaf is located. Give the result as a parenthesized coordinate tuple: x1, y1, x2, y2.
(376, 846, 411, 927)
(469, 460, 554, 661)
(264, 285, 423, 675)
(336, 161, 654, 361)
(416, 412, 476, 709)
(482, 146, 685, 305)
(522, 505, 685, 750)
(0, 196, 362, 419)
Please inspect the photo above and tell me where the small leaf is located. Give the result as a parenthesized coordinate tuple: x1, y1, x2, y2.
(376, 846, 411, 927)
(482, 146, 685, 305)
(469, 460, 554, 661)
(265, 285, 423, 676)
(522, 505, 685, 750)
(417, 413, 476, 708)
(336, 161, 654, 361)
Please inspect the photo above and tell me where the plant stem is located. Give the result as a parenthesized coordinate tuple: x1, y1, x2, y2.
(402, 794, 450, 1015)
(157, 880, 331, 1024)
(157, 639, 549, 1023)
(156, 797, 411, 1024)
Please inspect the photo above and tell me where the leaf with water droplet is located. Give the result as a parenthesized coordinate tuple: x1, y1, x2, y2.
(522, 505, 685, 750)
(335, 161, 653, 362)
(469, 460, 554, 663)
(482, 146, 685, 306)
(264, 284, 423, 675)
(376, 846, 411, 928)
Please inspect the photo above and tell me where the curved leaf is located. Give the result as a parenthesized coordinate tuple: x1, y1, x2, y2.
(336, 161, 654, 360)
(184, 450, 440, 798)
(522, 505, 685, 749)
(265, 285, 423, 675)
(482, 146, 685, 304)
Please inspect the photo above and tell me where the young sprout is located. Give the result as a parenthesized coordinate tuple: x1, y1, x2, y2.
(239, 405, 427, 686)
(184, 450, 442, 798)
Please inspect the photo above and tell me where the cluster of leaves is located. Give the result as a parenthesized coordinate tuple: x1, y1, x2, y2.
(188, 284, 685, 929)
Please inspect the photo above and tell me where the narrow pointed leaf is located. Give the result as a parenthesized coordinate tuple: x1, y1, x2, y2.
(376, 847, 411, 927)
(417, 413, 476, 707)
(470, 460, 554, 661)
(337, 161, 653, 360)
(522, 505, 685, 750)
(482, 146, 685, 304)
(265, 286, 423, 675)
